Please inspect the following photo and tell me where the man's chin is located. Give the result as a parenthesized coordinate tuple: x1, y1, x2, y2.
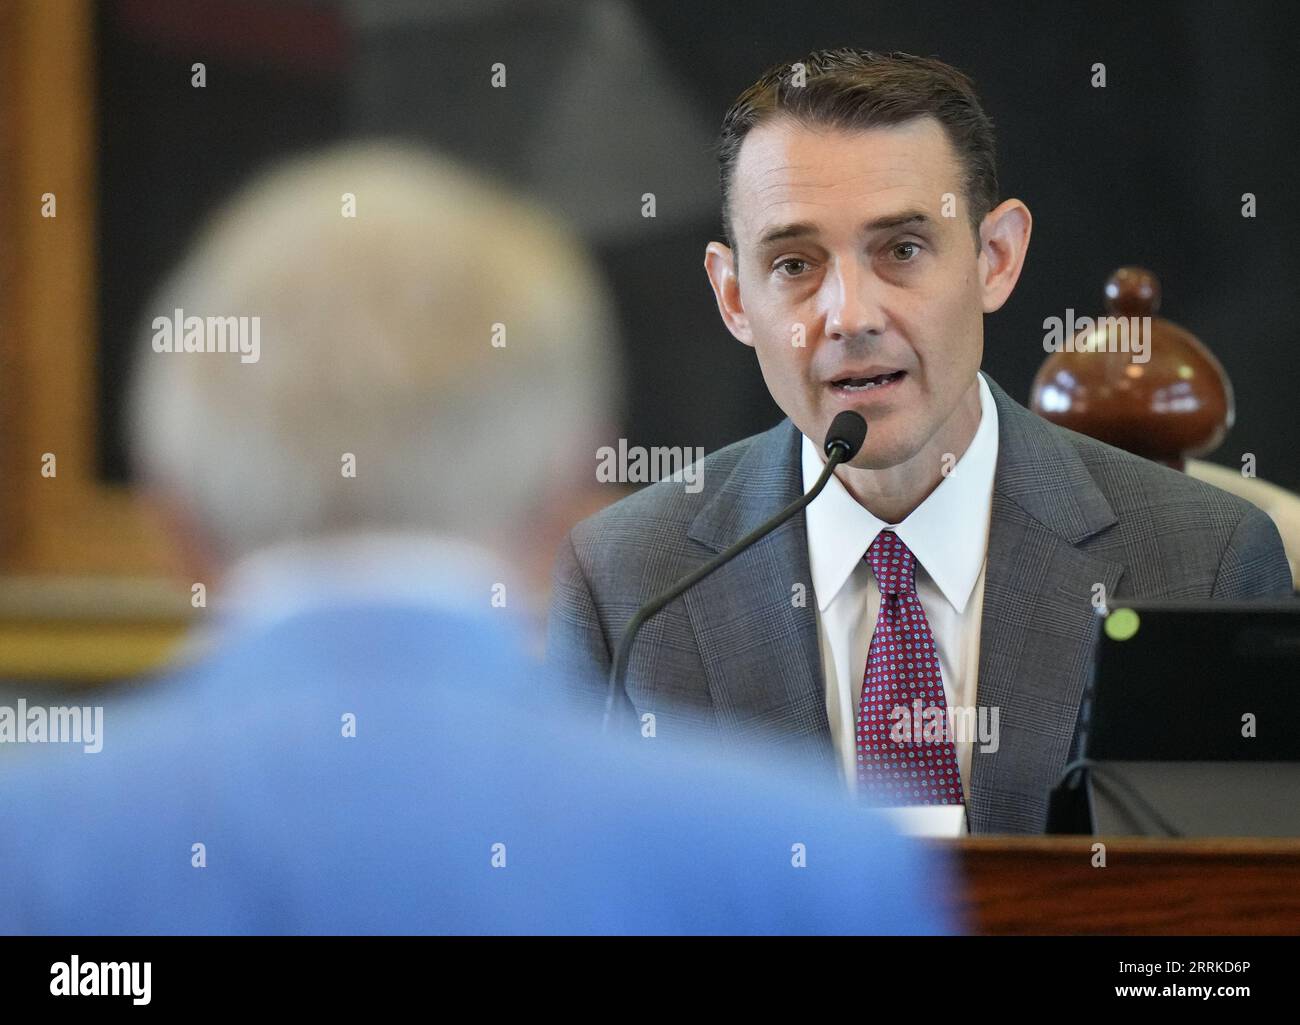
(797, 408, 923, 470)
(843, 442, 920, 472)
(833, 418, 931, 471)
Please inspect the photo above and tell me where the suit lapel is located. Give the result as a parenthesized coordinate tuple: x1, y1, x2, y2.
(676, 378, 1127, 824)
(683, 420, 837, 774)
(968, 376, 1125, 833)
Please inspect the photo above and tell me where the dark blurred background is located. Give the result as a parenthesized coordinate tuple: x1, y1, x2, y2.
(96, 0, 1300, 488)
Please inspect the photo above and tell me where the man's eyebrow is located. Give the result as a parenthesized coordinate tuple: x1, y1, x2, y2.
(754, 211, 933, 249)
(755, 221, 818, 248)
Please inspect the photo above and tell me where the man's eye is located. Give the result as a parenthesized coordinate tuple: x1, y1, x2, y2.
(775, 258, 809, 277)
(890, 241, 920, 261)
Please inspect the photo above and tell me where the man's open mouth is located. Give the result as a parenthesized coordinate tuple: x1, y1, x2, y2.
(830, 370, 907, 392)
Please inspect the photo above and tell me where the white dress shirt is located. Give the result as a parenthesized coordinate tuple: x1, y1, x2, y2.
(801, 371, 1000, 829)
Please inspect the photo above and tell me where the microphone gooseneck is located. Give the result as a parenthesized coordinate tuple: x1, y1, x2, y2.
(600, 412, 868, 733)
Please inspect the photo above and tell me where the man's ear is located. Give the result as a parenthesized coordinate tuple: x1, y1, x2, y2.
(977, 199, 1033, 314)
(704, 241, 754, 346)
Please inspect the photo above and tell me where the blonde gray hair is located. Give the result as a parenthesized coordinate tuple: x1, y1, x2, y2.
(129, 142, 619, 559)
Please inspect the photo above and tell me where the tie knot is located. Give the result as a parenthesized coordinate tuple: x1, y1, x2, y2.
(864, 530, 916, 596)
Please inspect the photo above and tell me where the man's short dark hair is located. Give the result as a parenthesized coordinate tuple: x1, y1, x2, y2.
(716, 49, 999, 254)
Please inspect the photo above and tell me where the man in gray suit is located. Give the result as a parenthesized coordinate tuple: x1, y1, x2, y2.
(547, 49, 1293, 834)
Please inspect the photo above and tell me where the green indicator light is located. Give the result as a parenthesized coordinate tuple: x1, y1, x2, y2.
(1105, 607, 1140, 641)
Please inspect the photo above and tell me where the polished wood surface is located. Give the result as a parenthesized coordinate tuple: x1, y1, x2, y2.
(0, 576, 192, 680)
(942, 835, 1300, 934)
(1030, 267, 1234, 470)
(0, 0, 181, 575)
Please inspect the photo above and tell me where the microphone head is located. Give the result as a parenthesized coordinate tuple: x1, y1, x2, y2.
(824, 411, 868, 461)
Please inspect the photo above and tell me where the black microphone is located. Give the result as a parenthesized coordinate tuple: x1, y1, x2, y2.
(601, 411, 868, 733)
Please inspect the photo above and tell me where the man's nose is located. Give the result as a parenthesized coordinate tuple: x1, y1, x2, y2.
(823, 256, 886, 341)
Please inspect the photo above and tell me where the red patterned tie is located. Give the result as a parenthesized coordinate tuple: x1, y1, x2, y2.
(856, 530, 964, 805)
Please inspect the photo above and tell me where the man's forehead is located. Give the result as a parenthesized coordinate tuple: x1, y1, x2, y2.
(732, 116, 960, 235)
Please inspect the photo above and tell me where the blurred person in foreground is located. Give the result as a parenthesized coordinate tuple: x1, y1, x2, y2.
(0, 143, 957, 935)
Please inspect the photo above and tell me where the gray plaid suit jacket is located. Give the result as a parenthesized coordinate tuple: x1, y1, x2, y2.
(546, 373, 1294, 833)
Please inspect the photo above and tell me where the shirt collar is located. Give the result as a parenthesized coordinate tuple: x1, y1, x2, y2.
(164, 529, 527, 677)
(801, 371, 1000, 614)
(217, 530, 511, 633)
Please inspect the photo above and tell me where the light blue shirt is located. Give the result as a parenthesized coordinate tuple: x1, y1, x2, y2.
(0, 540, 962, 935)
